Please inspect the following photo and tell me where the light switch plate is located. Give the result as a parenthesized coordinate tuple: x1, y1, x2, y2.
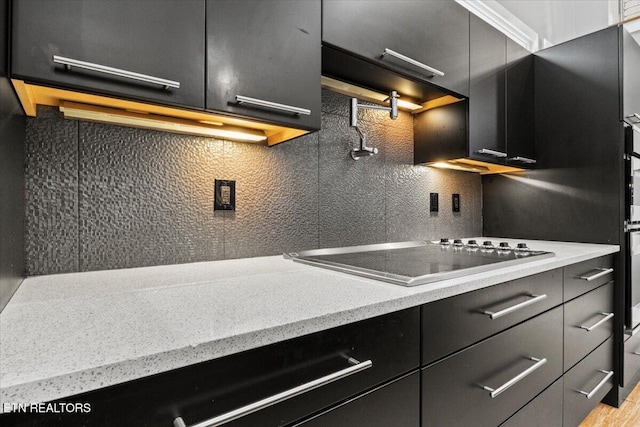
(214, 179, 236, 211)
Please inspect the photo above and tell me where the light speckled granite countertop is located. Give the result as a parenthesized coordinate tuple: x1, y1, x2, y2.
(0, 238, 618, 408)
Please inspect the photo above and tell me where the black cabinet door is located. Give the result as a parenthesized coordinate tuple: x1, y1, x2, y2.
(469, 15, 506, 164)
(322, 0, 469, 97)
(0, 308, 419, 427)
(0, 0, 7, 77)
(506, 38, 535, 167)
(206, 0, 320, 130)
(563, 337, 614, 427)
(11, 0, 205, 109)
(421, 306, 563, 427)
(294, 372, 419, 427)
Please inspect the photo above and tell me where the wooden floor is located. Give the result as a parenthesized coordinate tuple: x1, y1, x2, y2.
(579, 382, 640, 426)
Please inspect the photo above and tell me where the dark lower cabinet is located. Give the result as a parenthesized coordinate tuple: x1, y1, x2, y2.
(206, 0, 320, 130)
(621, 331, 640, 399)
(294, 371, 419, 427)
(422, 268, 562, 365)
(564, 281, 614, 370)
(0, 308, 419, 427)
(421, 306, 563, 427)
(11, 0, 205, 109)
(564, 256, 615, 302)
(563, 337, 615, 427)
(500, 378, 563, 427)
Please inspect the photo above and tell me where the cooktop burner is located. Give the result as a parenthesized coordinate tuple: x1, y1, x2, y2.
(285, 240, 554, 286)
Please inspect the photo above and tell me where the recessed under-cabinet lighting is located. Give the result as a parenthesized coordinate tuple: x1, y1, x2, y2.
(426, 159, 526, 175)
(59, 102, 268, 142)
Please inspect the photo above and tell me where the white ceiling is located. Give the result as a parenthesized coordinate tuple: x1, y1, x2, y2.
(457, 0, 640, 51)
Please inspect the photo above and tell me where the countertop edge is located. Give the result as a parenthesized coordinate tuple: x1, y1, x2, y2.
(0, 243, 620, 407)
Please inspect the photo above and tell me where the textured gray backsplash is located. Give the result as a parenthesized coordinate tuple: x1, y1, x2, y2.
(25, 90, 481, 275)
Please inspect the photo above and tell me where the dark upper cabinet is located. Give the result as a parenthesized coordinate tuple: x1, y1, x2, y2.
(0, 0, 6, 77)
(11, 0, 205, 109)
(322, 0, 469, 97)
(469, 15, 506, 164)
(506, 38, 535, 165)
(206, 0, 321, 130)
(622, 25, 640, 123)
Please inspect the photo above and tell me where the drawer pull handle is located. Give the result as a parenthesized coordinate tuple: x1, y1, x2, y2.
(483, 294, 547, 319)
(477, 148, 508, 158)
(625, 113, 640, 124)
(577, 268, 614, 281)
(52, 55, 180, 89)
(381, 48, 445, 77)
(235, 95, 311, 116)
(634, 351, 640, 356)
(579, 312, 614, 331)
(578, 370, 614, 399)
(482, 356, 547, 398)
(172, 358, 372, 427)
(507, 156, 537, 164)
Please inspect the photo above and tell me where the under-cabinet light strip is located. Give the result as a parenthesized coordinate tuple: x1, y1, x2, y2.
(59, 102, 268, 142)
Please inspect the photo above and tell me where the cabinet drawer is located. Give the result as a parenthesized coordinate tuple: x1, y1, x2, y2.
(12, 0, 205, 110)
(499, 378, 563, 427)
(294, 371, 419, 427)
(422, 269, 562, 365)
(564, 256, 614, 301)
(564, 282, 614, 370)
(2, 308, 419, 427)
(563, 337, 614, 427)
(421, 306, 563, 427)
(624, 331, 640, 388)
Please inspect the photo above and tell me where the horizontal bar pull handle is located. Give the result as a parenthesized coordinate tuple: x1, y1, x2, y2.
(483, 294, 547, 319)
(235, 95, 311, 116)
(172, 358, 373, 427)
(52, 55, 180, 89)
(579, 312, 614, 331)
(625, 113, 640, 123)
(381, 48, 445, 77)
(482, 357, 547, 398)
(477, 148, 508, 158)
(508, 156, 537, 164)
(578, 370, 614, 399)
(577, 268, 614, 282)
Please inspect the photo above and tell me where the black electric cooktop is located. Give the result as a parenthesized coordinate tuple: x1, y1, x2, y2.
(285, 240, 555, 286)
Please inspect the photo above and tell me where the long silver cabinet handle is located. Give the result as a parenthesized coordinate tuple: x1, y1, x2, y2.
(52, 55, 180, 89)
(482, 357, 547, 398)
(482, 294, 547, 319)
(477, 148, 508, 158)
(579, 312, 614, 331)
(235, 95, 311, 116)
(172, 358, 372, 427)
(625, 113, 640, 123)
(381, 48, 445, 77)
(508, 156, 537, 164)
(577, 268, 614, 282)
(578, 370, 614, 399)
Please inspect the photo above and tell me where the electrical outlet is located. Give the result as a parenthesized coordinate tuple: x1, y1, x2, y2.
(452, 194, 460, 212)
(430, 193, 439, 212)
(214, 179, 236, 211)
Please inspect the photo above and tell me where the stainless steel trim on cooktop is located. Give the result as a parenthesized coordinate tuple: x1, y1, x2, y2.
(284, 241, 555, 287)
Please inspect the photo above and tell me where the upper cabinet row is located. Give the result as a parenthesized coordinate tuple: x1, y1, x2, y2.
(10, 0, 530, 161)
(11, 0, 321, 132)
